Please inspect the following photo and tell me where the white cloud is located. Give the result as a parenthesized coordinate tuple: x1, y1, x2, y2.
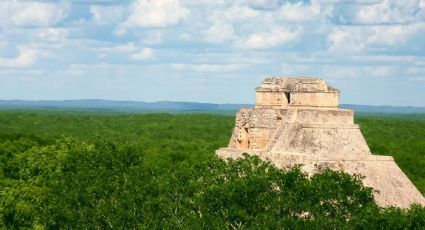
(0, 2, 68, 27)
(179, 33, 191, 40)
(367, 26, 406, 46)
(350, 55, 425, 64)
(328, 22, 425, 54)
(0, 47, 38, 68)
(142, 31, 163, 45)
(367, 23, 425, 46)
(280, 63, 398, 79)
(201, 5, 259, 44)
(328, 28, 365, 53)
(99, 43, 139, 53)
(365, 66, 395, 77)
(130, 48, 154, 60)
(0, 40, 8, 54)
(171, 63, 245, 72)
(222, 6, 260, 21)
(405, 65, 425, 83)
(357, 65, 396, 78)
(203, 20, 234, 43)
(62, 64, 88, 77)
(242, 0, 281, 10)
(409, 76, 425, 82)
(181, 0, 229, 7)
(347, 0, 423, 24)
(36, 28, 69, 43)
(277, 2, 322, 22)
(119, 0, 189, 33)
(325, 66, 361, 79)
(356, 1, 395, 24)
(281, 63, 315, 76)
(238, 26, 301, 49)
(90, 5, 125, 25)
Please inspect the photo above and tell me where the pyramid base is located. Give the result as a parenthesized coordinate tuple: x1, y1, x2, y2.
(217, 148, 425, 208)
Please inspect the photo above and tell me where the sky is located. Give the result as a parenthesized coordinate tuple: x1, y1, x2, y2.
(0, 0, 424, 106)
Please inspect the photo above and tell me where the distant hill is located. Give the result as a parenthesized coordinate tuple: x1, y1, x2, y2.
(340, 104, 425, 114)
(0, 99, 424, 114)
(0, 100, 252, 113)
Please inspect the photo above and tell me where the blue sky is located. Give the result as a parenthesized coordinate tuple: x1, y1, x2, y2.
(0, 0, 424, 106)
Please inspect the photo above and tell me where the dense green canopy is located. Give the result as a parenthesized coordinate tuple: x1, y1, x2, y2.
(1, 138, 424, 229)
(0, 111, 424, 229)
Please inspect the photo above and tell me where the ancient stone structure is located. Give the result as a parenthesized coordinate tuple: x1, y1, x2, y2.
(217, 77, 425, 208)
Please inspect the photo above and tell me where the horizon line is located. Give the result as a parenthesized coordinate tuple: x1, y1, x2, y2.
(0, 98, 424, 109)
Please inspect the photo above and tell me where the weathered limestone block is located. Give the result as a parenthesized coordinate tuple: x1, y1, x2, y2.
(270, 123, 371, 156)
(279, 109, 354, 125)
(217, 76, 425, 208)
(290, 92, 339, 108)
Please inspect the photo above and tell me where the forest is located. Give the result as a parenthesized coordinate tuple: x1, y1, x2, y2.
(0, 110, 424, 229)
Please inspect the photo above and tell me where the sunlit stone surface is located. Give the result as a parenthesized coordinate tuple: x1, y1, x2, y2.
(217, 77, 425, 208)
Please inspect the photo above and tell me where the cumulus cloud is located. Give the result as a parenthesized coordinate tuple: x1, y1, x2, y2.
(0, 1, 68, 27)
(181, 0, 229, 7)
(130, 48, 154, 61)
(36, 28, 69, 43)
(171, 63, 245, 73)
(200, 5, 260, 44)
(281, 63, 315, 76)
(221, 6, 260, 21)
(0, 47, 38, 68)
(203, 20, 234, 43)
(198, 1, 328, 47)
(276, 2, 322, 22)
(336, 0, 425, 24)
(366, 65, 395, 77)
(328, 22, 425, 54)
(238, 26, 301, 49)
(142, 31, 163, 45)
(360, 0, 421, 24)
(367, 23, 425, 46)
(328, 28, 365, 53)
(282, 62, 402, 80)
(243, 0, 282, 10)
(97, 43, 139, 53)
(118, 0, 189, 33)
(90, 5, 125, 25)
(179, 33, 191, 40)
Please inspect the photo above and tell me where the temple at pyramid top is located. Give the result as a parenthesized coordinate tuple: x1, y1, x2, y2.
(255, 77, 340, 108)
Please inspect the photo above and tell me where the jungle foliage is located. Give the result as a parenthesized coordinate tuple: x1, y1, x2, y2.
(0, 110, 424, 229)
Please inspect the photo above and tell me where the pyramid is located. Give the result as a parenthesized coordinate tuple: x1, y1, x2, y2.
(217, 77, 425, 208)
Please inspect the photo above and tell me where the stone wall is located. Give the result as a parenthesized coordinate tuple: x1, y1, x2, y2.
(290, 92, 339, 108)
(270, 123, 371, 156)
(255, 91, 289, 108)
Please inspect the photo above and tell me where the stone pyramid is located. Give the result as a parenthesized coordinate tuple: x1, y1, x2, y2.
(217, 77, 425, 208)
